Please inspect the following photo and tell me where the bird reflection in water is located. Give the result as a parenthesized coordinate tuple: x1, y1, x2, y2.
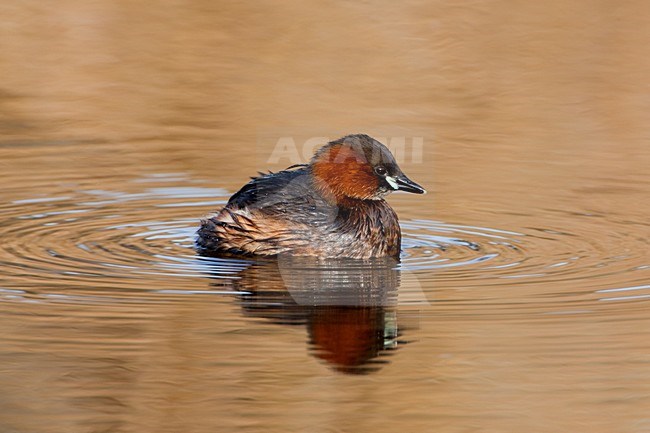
(204, 255, 406, 374)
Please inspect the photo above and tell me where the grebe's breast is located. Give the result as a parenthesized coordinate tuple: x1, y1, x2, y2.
(325, 200, 400, 259)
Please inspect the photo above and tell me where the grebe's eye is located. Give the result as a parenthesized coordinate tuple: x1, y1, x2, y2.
(375, 166, 387, 176)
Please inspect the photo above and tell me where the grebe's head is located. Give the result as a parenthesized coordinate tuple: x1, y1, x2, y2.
(310, 134, 425, 201)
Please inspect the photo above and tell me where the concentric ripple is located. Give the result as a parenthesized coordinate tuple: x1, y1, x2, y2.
(1, 173, 648, 310)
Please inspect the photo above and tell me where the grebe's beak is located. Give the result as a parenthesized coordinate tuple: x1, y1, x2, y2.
(386, 175, 426, 194)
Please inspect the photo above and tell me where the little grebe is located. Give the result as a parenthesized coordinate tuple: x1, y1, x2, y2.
(196, 134, 425, 259)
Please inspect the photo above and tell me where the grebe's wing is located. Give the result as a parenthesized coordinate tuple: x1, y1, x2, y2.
(225, 168, 315, 212)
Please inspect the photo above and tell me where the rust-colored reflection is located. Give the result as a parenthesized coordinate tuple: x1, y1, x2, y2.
(208, 255, 403, 374)
(309, 305, 396, 374)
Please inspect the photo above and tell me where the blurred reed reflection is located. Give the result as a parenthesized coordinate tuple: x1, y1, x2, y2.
(206, 255, 404, 374)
